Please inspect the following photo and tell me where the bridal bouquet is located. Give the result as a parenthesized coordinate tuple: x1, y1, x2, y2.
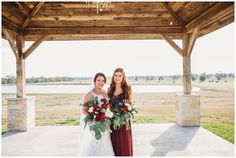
(111, 99, 138, 130)
(84, 96, 113, 140)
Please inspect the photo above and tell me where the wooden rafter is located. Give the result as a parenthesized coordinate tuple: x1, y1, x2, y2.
(186, 2, 234, 32)
(24, 26, 183, 35)
(187, 26, 200, 56)
(2, 27, 19, 60)
(161, 2, 185, 27)
(2, 17, 21, 34)
(23, 34, 47, 59)
(16, 2, 31, 14)
(1, 2, 234, 41)
(160, 34, 183, 56)
(199, 11, 234, 38)
(21, 2, 44, 29)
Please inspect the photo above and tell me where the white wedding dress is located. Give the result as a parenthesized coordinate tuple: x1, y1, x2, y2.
(78, 92, 114, 156)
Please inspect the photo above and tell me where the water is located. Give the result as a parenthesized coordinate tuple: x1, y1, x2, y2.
(1, 84, 200, 94)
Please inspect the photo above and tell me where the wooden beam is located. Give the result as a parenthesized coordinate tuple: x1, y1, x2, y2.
(160, 33, 183, 56)
(170, 2, 186, 13)
(182, 33, 191, 94)
(16, 2, 31, 14)
(161, 2, 185, 27)
(2, 27, 19, 60)
(183, 55, 192, 94)
(2, 2, 27, 21)
(2, 17, 21, 34)
(24, 33, 183, 41)
(24, 26, 184, 35)
(23, 34, 47, 59)
(199, 11, 234, 38)
(21, 2, 45, 29)
(186, 2, 234, 32)
(16, 34, 26, 98)
(31, 13, 173, 21)
(28, 18, 181, 27)
(186, 26, 200, 56)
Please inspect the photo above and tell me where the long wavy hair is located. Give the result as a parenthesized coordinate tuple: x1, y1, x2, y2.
(108, 68, 131, 101)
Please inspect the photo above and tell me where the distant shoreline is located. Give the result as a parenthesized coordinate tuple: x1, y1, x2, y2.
(2, 81, 184, 86)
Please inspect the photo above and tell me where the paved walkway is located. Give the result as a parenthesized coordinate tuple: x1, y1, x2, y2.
(2, 123, 234, 156)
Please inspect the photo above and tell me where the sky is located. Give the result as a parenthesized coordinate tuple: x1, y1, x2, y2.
(1, 23, 235, 78)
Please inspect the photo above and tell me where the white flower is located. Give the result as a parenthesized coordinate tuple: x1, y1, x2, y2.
(105, 108, 113, 118)
(125, 103, 132, 111)
(88, 107, 94, 113)
(98, 102, 102, 107)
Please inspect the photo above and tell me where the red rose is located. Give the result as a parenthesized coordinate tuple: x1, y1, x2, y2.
(101, 103, 108, 108)
(101, 98, 107, 103)
(93, 104, 99, 110)
(93, 104, 100, 114)
(95, 113, 106, 121)
(109, 103, 113, 107)
(121, 106, 128, 111)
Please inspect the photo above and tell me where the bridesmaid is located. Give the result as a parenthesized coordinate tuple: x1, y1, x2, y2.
(108, 68, 133, 156)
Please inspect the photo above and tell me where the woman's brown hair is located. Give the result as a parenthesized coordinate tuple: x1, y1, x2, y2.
(94, 73, 106, 83)
(108, 68, 131, 101)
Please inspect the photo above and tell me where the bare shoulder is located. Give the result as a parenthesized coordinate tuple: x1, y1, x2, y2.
(83, 92, 94, 103)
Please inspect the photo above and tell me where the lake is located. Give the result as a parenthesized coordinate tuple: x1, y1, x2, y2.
(1, 85, 200, 94)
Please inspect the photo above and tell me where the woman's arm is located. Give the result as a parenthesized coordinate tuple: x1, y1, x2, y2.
(82, 93, 94, 116)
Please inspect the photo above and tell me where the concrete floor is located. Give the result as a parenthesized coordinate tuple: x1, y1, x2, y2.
(2, 123, 234, 156)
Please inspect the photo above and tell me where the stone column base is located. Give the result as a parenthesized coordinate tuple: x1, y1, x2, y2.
(176, 93, 200, 126)
(7, 96, 35, 132)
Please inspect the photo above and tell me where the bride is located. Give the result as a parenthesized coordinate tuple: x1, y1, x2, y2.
(78, 73, 114, 156)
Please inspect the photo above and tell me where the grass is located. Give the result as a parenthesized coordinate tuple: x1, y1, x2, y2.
(132, 115, 175, 124)
(36, 118, 80, 126)
(201, 121, 234, 144)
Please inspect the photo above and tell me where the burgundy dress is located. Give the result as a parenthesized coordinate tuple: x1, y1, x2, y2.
(110, 93, 133, 156)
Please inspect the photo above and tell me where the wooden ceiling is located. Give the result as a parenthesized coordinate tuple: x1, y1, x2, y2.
(2, 1, 235, 41)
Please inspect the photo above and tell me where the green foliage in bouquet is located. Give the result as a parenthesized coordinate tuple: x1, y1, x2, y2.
(89, 118, 111, 140)
(83, 96, 112, 140)
(111, 100, 138, 130)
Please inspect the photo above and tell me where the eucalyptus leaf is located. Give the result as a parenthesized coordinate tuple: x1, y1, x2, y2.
(100, 125, 106, 132)
(95, 133, 102, 140)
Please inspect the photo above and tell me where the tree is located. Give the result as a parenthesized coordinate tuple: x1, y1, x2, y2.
(215, 73, 227, 80)
(199, 75, 206, 81)
(228, 73, 234, 78)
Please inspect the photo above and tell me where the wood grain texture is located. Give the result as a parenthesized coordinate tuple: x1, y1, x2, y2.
(1, 2, 234, 41)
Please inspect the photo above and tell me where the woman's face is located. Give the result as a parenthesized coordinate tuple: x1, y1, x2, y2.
(114, 72, 123, 84)
(94, 76, 105, 89)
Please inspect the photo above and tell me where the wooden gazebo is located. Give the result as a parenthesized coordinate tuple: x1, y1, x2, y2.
(2, 1, 234, 131)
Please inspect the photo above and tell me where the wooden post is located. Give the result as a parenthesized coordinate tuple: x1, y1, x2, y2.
(16, 34, 26, 98)
(176, 28, 200, 126)
(182, 26, 200, 94)
(183, 32, 192, 94)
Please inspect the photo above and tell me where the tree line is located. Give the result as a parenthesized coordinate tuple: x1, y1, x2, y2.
(2, 76, 73, 84)
(2, 73, 234, 84)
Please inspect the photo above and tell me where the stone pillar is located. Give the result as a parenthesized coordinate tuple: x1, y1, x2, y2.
(7, 97, 35, 132)
(176, 93, 200, 126)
